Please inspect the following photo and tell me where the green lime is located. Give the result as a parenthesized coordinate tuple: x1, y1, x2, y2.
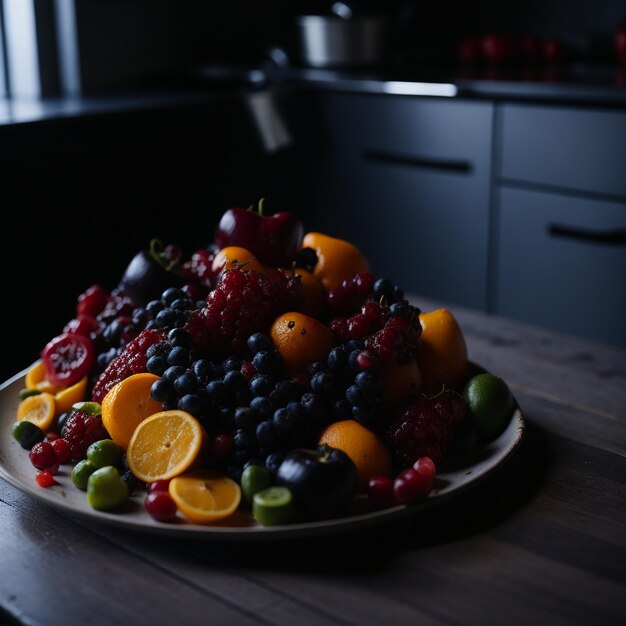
(252, 486, 294, 526)
(11, 420, 45, 449)
(241, 465, 272, 506)
(463, 373, 515, 441)
(86, 439, 123, 469)
(86, 466, 129, 510)
(72, 401, 102, 416)
(71, 459, 97, 490)
(19, 388, 42, 401)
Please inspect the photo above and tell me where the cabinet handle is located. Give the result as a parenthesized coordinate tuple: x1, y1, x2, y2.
(363, 149, 472, 174)
(548, 224, 626, 246)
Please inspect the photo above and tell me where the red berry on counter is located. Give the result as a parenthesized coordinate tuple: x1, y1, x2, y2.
(147, 479, 171, 494)
(393, 467, 433, 504)
(36, 469, 58, 488)
(77, 284, 109, 318)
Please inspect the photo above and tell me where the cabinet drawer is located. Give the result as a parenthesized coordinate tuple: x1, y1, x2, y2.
(496, 187, 626, 347)
(319, 94, 493, 176)
(499, 104, 626, 198)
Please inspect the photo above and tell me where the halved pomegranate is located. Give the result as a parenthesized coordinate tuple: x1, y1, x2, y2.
(42, 333, 94, 387)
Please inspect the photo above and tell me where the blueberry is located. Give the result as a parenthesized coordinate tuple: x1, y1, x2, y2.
(222, 356, 242, 372)
(346, 384, 368, 407)
(345, 339, 365, 352)
(301, 392, 325, 419)
(150, 379, 173, 403)
(247, 332, 272, 354)
(162, 398, 179, 411)
(272, 408, 293, 431)
(352, 405, 378, 428)
(307, 361, 325, 377)
(155, 308, 177, 328)
(295, 246, 318, 271)
(286, 401, 307, 425)
(227, 465, 243, 484)
(243, 458, 264, 469)
(355, 370, 379, 392)
(210, 364, 225, 380)
(146, 355, 167, 375)
(163, 365, 186, 383)
(250, 396, 272, 418)
(178, 394, 202, 414)
(144, 320, 159, 330)
(348, 349, 363, 372)
(255, 420, 276, 445)
(327, 346, 348, 372)
(192, 359, 212, 377)
(174, 372, 198, 395)
(234, 428, 256, 450)
(121, 470, 138, 496)
(235, 407, 256, 429)
(252, 351, 282, 376)
(161, 287, 184, 306)
(196, 300, 207, 310)
(131, 308, 148, 328)
(265, 453, 284, 476)
(389, 301, 411, 317)
(275, 380, 299, 401)
(206, 380, 229, 405)
(250, 375, 275, 397)
(171, 298, 193, 311)
(103, 320, 123, 346)
(167, 346, 190, 366)
(392, 286, 405, 302)
(218, 407, 235, 430)
(373, 278, 393, 299)
(168, 328, 191, 348)
(310, 372, 335, 397)
(224, 370, 246, 391)
(146, 341, 169, 359)
(146, 300, 164, 316)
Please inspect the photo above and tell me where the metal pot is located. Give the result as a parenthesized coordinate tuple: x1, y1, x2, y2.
(297, 14, 387, 68)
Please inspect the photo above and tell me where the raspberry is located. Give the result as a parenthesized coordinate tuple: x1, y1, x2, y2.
(185, 269, 303, 357)
(386, 390, 467, 468)
(182, 248, 216, 289)
(365, 313, 421, 365)
(91, 329, 166, 402)
(61, 411, 108, 462)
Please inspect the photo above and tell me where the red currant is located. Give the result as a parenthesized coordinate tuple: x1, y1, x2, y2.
(29, 441, 59, 472)
(51, 438, 71, 464)
(209, 434, 234, 461)
(35, 469, 58, 488)
(77, 284, 109, 317)
(44, 432, 60, 443)
(393, 467, 434, 504)
(145, 491, 178, 522)
(368, 475, 396, 509)
(147, 479, 171, 493)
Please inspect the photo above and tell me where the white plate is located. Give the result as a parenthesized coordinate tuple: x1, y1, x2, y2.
(0, 365, 524, 541)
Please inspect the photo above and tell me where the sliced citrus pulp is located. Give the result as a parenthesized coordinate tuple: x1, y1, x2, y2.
(54, 376, 88, 416)
(126, 410, 204, 483)
(17, 392, 56, 432)
(169, 470, 241, 524)
(101, 372, 162, 449)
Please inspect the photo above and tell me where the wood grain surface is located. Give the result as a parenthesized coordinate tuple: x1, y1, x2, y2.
(1, 299, 625, 626)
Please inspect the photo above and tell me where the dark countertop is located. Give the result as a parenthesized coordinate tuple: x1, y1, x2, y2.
(198, 61, 626, 106)
(1, 297, 625, 626)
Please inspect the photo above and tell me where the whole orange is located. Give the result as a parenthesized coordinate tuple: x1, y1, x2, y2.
(211, 246, 265, 275)
(302, 232, 370, 290)
(291, 267, 326, 320)
(270, 312, 336, 376)
(417, 309, 468, 393)
(318, 420, 392, 492)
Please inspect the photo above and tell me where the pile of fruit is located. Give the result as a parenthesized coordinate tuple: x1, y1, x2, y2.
(10, 203, 516, 526)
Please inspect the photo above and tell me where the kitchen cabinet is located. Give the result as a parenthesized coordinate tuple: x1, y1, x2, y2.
(495, 103, 626, 348)
(496, 187, 626, 347)
(300, 93, 494, 311)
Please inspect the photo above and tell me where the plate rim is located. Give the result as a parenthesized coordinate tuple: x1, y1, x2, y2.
(0, 364, 525, 541)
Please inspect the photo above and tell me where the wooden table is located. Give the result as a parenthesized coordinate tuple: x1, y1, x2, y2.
(1, 299, 625, 626)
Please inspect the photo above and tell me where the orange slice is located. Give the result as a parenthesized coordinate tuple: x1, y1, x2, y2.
(17, 393, 56, 432)
(126, 410, 204, 483)
(101, 373, 162, 449)
(55, 376, 88, 416)
(26, 361, 60, 394)
(169, 470, 241, 523)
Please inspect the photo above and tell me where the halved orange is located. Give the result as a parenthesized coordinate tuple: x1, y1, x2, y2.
(101, 373, 162, 449)
(55, 376, 88, 416)
(25, 361, 60, 394)
(126, 410, 204, 483)
(17, 393, 56, 432)
(169, 470, 241, 524)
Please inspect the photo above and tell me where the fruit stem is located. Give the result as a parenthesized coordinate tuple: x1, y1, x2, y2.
(149, 238, 181, 272)
(258, 197, 265, 216)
